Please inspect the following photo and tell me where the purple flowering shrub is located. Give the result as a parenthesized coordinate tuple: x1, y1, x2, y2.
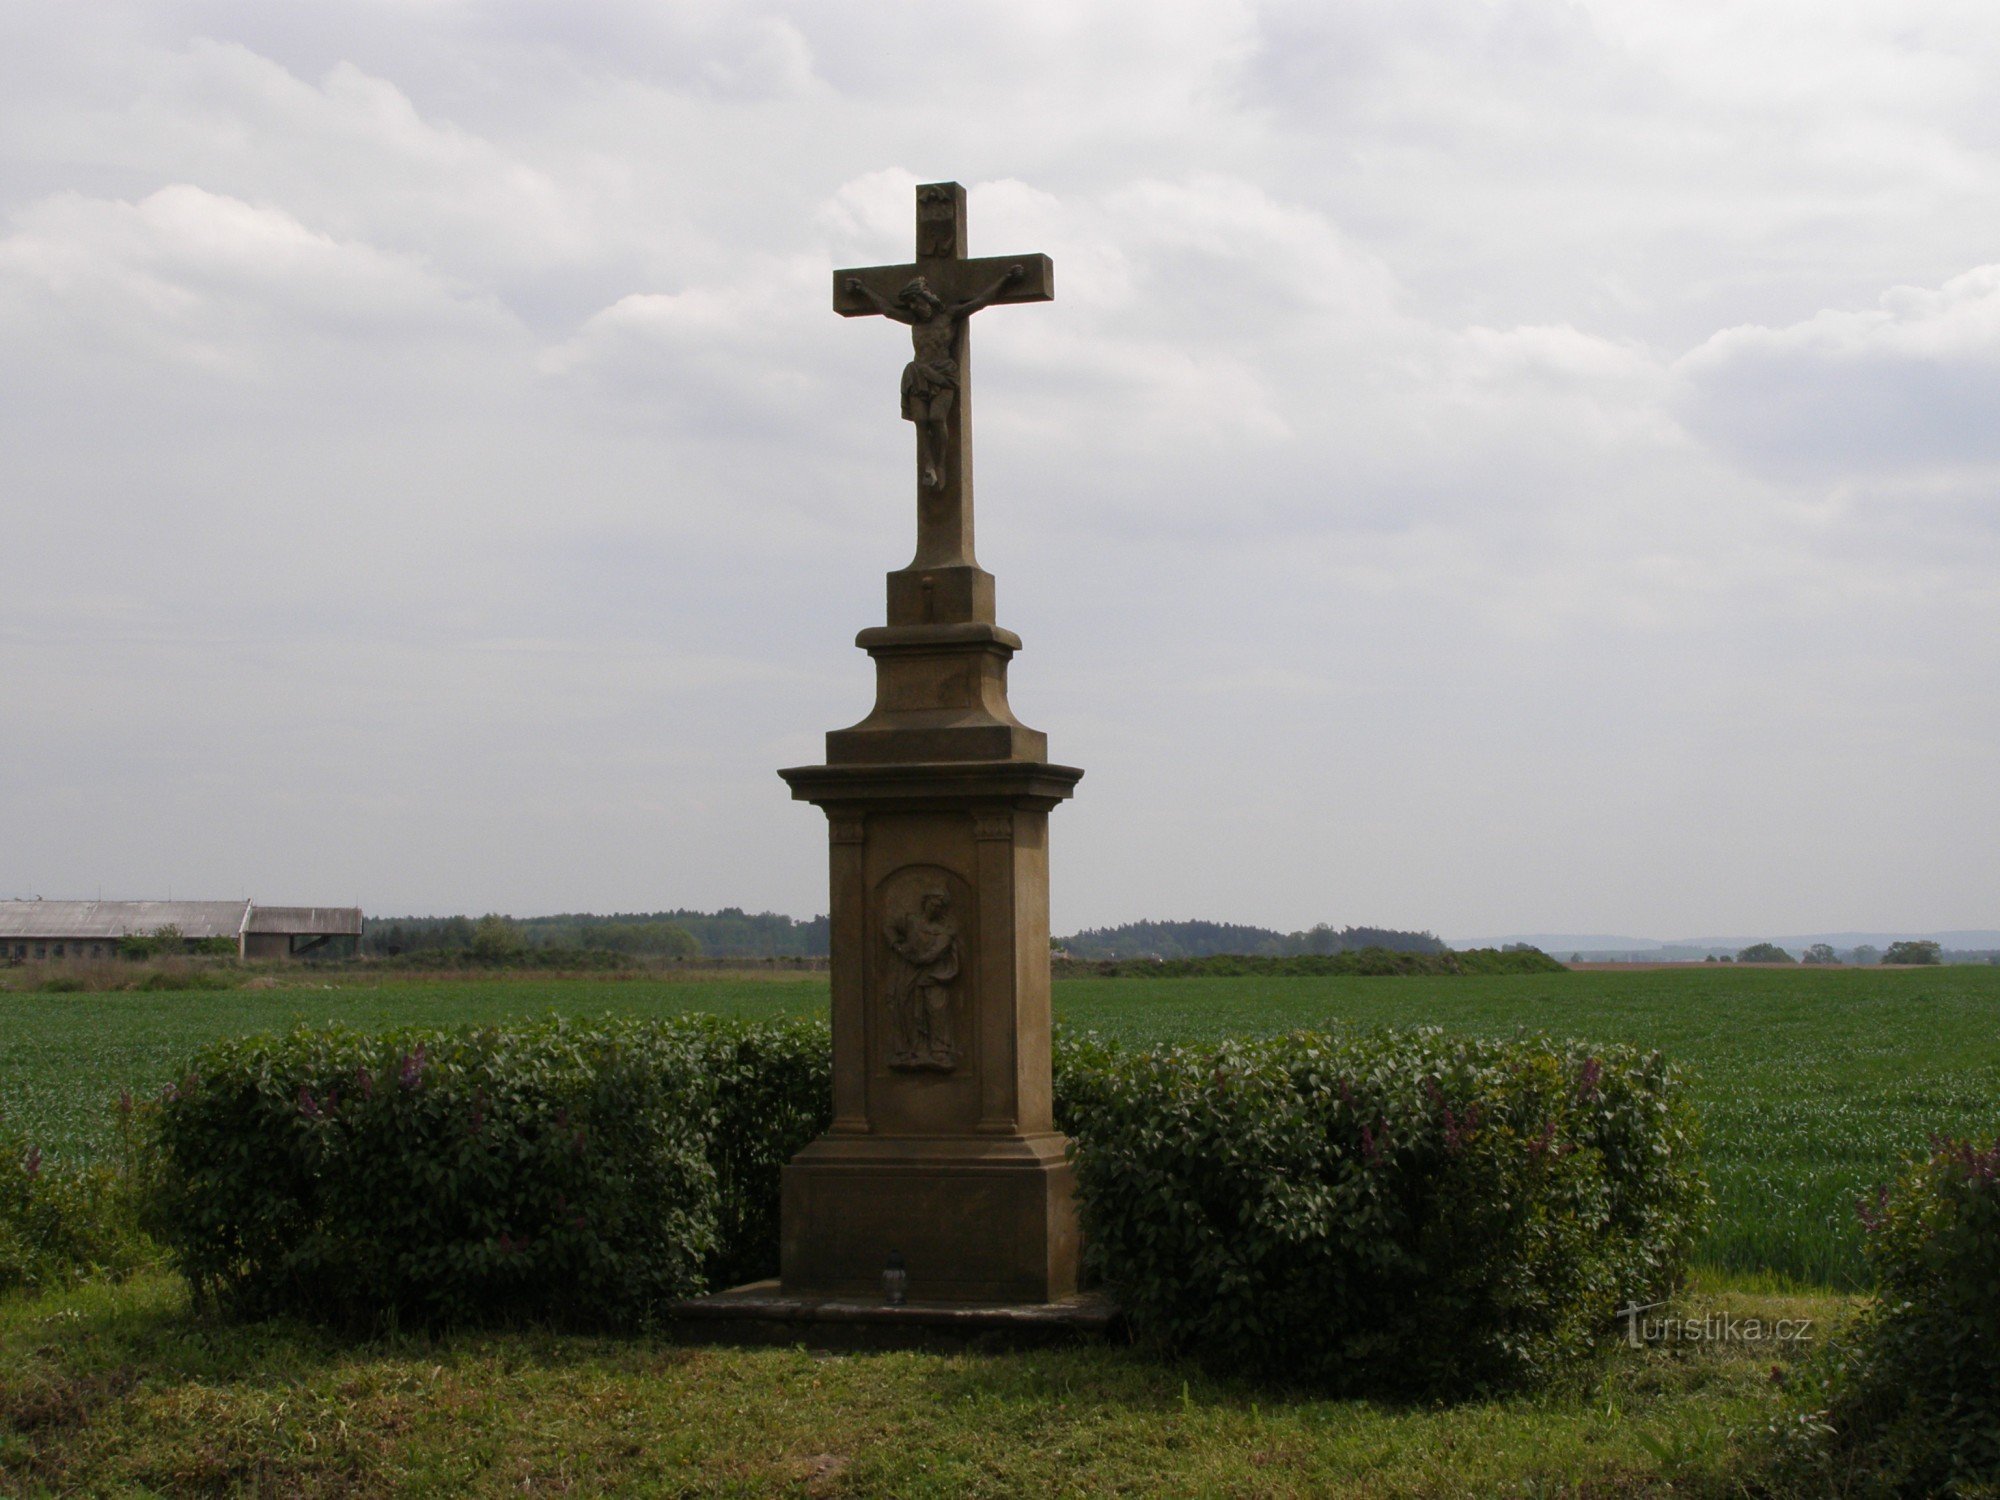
(138, 1015, 829, 1328)
(0, 1125, 149, 1294)
(1790, 1133, 2000, 1494)
(1052, 1027, 1705, 1396)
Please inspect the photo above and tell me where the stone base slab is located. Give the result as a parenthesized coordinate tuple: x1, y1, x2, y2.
(668, 1280, 1120, 1352)
(781, 1135, 1078, 1303)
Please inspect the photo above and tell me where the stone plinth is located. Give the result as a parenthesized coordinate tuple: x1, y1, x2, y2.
(669, 1281, 1119, 1353)
(779, 740, 1082, 1302)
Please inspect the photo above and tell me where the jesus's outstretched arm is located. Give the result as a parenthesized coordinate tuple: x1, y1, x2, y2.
(845, 276, 914, 324)
(947, 264, 1024, 319)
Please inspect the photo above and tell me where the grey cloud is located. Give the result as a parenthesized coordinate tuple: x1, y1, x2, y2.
(3, 2, 1998, 934)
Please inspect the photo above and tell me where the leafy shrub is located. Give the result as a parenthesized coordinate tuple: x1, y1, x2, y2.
(378, 947, 633, 972)
(573, 920, 701, 959)
(0, 1129, 150, 1295)
(113, 926, 236, 959)
(470, 914, 526, 960)
(1053, 1027, 1704, 1397)
(697, 1015, 833, 1287)
(1881, 940, 1944, 967)
(1790, 1134, 2000, 1494)
(1737, 942, 1796, 964)
(1454, 947, 1572, 975)
(137, 966, 237, 992)
(140, 1015, 829, 1328)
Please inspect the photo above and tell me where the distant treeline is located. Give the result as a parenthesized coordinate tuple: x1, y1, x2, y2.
(364, 908, 829, 961)
(1055, 919, 1448, 961)
(361, 910, 1494, 969)
(1053, 947, 1566, 979)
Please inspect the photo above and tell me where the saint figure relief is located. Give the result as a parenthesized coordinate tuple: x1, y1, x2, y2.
(883, 887, 961, 1071)
(842, 265, 1025, 491)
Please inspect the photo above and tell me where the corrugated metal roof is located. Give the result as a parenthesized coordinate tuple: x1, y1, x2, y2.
(0, 900, 250, 940)
(243, 906, 363, 936)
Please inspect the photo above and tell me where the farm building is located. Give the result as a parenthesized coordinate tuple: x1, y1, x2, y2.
(0, 900, 362, 962)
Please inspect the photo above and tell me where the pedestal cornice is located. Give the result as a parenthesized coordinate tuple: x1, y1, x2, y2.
(855, 622, 1022, 653)
(778, 760, 1084, 811)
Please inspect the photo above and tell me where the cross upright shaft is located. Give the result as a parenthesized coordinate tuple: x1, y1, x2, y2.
(833, 182, 1053, 588)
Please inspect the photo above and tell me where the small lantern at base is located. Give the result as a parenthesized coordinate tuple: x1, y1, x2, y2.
(882, 1250, 908, 1306)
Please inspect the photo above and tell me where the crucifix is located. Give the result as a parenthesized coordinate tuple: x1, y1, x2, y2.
(834, 182, 1053, 573)
(768, 175, 1085, 1310)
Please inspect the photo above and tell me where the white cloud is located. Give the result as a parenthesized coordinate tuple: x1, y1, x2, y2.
(537, 254, 828, 430)
(1676, 265, 2000, 477)
(0, 184, 512, 376)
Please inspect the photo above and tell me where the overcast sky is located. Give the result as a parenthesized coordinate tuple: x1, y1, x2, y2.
(4, 1, 1997, 939)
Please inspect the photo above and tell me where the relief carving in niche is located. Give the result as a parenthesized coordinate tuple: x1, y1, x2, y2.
(880, 868, 965, 1072)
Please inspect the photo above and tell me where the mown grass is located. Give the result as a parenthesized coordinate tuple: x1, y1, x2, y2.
(4, 965, 1997, 1286)
(0, 1269, 1847, 1498)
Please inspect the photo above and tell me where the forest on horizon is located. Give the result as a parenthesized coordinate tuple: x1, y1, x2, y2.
(363, 911, 1449, 962)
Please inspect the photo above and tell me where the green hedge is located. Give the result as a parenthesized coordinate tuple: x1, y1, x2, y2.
(1790, 1133, 2000, 1494)
(1053, 1028, 1704, 1396)
(378, 947, 634, 971)
(142, 1015, 1703, 1397)
(140, 1016, 829, 1328)
(1052, 946, 1566, 979)
(698, 1016, 834, 1289)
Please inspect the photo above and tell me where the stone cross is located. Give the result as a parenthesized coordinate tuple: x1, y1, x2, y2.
(777, 177, 1080, 1306)
(833, 182, 1053, 572)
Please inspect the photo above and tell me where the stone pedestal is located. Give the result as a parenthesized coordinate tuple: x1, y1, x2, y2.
(778, 567, 1081, 1303)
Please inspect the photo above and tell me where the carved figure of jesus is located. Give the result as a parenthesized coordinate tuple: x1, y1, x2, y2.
(843, 266, 1024, 490)
(883, 888, 961, 1070)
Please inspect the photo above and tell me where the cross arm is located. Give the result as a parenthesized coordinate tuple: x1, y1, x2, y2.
(832, 253, 1054, 317)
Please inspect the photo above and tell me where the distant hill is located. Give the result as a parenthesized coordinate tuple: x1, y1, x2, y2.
(1472, 930, 2000, 952)
(1466, 930, 2000, 963)
(1056, 919, 1447, 961)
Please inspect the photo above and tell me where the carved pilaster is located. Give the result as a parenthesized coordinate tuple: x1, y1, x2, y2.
(826, 818, 869, 1133)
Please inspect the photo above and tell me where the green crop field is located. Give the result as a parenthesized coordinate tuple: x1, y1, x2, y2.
(3, 964, 1996, 1287)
